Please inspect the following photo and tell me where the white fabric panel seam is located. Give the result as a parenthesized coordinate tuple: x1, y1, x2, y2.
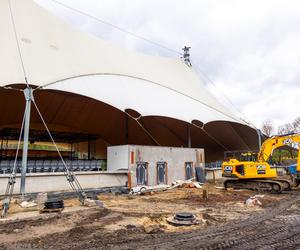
(40, 73, 242, 124)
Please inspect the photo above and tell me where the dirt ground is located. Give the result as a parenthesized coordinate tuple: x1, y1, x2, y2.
(0, 183, 297, 249)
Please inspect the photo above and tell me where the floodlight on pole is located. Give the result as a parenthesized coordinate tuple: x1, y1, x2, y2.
(182, 46, 192, 67)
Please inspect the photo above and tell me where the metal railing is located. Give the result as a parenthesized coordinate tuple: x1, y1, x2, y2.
(205, 161, 222, 169)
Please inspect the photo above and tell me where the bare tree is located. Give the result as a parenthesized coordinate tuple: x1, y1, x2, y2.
(293, 117, 300, 132)
(277, 123, 294, 135)
(277, 117, 300, 135)
(261, 120, 274, 136)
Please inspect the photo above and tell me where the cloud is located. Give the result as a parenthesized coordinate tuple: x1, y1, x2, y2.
(36, 0, 300, 130)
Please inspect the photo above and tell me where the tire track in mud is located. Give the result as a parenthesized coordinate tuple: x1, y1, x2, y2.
(113, 194, 300, 250)
(2, 193, 300, 250)
(231, 215, 300, 250)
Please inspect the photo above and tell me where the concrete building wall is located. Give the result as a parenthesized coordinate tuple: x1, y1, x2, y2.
(108, 145, 205, 187)
(205, 169, 223, 180)
(0, 171, 127, 195)
(107, 145, 129, 171)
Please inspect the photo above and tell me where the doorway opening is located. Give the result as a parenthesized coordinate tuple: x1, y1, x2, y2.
(136, 162, 148, 185)
(185, 162, 194, 180)
(157, 162, 167, 184)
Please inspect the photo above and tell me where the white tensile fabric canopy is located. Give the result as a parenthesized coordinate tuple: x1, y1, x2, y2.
(0, 0, 245, 125)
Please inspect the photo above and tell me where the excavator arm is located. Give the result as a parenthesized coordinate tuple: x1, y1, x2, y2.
(298, 149, 300, 172)
(258, 133, 300, 166)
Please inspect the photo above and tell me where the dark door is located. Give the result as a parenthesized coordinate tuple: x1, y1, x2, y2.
(157, 162, 167, 184)
(185, 162, 193, 180)
(136, 162, 147, 185)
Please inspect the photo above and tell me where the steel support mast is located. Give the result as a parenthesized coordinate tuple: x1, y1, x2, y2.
(20, 87, 32, 197)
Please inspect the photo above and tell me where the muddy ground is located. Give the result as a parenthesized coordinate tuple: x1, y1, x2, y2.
(0, 183, 299, 249)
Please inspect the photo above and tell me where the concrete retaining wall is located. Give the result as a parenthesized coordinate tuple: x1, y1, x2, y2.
(205, 169, 222, 181)
(0, 171, 128, 195)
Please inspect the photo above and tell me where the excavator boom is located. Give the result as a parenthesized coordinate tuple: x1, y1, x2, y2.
(258, 133, 300, 163)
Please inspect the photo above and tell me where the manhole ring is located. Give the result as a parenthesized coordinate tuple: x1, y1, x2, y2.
(167, 212, 200, 226)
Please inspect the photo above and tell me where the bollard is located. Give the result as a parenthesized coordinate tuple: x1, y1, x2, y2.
(202, 189, 208, 200)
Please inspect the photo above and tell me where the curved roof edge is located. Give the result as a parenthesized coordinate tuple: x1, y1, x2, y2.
(0, 0, 246, 126)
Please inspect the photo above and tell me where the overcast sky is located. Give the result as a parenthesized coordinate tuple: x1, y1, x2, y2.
(37, 0, 300, 131)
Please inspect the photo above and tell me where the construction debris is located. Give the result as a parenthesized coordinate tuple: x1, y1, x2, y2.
(130, 180, 203, 195)
(245, 195, 264, 206)
(20, 200, 37, 208)
(130, 185, 170, 195)
(40, 199, 64, 213)
(40, 207, 64, 214)
(193, 182, 203, 189)
(36, 193, 48, 207)
(170, 178, 203, 189)
(84, 198, 104, 208)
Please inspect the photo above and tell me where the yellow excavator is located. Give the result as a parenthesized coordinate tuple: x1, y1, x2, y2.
(222, 133, 300, 193)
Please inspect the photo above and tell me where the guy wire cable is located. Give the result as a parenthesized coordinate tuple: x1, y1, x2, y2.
(50, 0, 181, 56)
(8, 0, 29, 87)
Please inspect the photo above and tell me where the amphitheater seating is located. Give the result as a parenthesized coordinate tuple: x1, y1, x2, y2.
(0, 159, 104, 174)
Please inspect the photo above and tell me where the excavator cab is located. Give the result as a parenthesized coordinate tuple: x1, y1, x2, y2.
(224, 151, 258, 162)
(222, 160, 278, 178)
(222, 152, 277, 180)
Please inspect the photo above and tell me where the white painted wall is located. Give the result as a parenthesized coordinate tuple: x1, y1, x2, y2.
(107, 145, 129, 171)
(0, 171, 127, 195)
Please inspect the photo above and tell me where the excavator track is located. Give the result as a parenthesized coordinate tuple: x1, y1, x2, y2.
(224, 179, 287, 193)
(275, 178, 292, 190)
